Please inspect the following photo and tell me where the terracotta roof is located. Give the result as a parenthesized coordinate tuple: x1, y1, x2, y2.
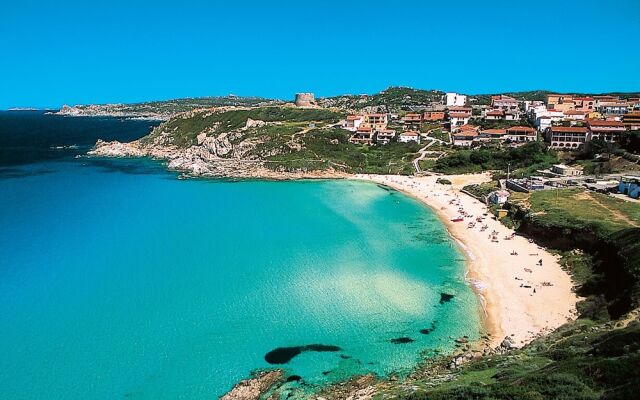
(486, 110, 505, 116)
(448, 106, 472, 111)
(357, 127, 373, 132)
(587, 119, 624, 127)
(401, 131, 419, 137)
(367, 113, 386, 118)
(481, 129, 507, 134)
(454, 131, 479, 138)
(565, 110, 586, 115)
(346, 115, 362, 120)
(450, 112, 471, 118)
(507, 126, 536, 134)
(551, 126, 588, 133)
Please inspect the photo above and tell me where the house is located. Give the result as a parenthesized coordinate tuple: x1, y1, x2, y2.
(524, 100, 545, 112)
(485, 110, 504, 120)
(547, 94, 576, 112)
(505, 126, 537, 142)
(597, 100, 629, 116)
(398, 130, 420, 144)
(532, 108, 565, 131)
(402, 113, 423, 130)
(445, 92, 467, 107)
(450, 113, 471, 128)
(452, 125, 480, 147)
(548, 126, 589, 150)
(594, 95, 620, 108)
(564, 110, 586, 122)
(504, 111, 519, 121)
(619, 176, 640, 199)
(343, 115, 363, 131)
(423, 111, 446, 121)
(587, 119, 626, 143)
(448, 106, 472, 129)
(349, 126, 374, 145)
(623, 111, 640, 130)
(488, 190, 510, 205)
(551, 164, 583, 176)
(376, 129, 396, 145)
(480, 128, 507, 140)
(573, 97, 595, 112)
(364, 113, 389, 130)
(491, 95, 519, 112)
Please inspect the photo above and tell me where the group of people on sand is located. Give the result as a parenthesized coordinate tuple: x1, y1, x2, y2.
(512, 253, 554, 295)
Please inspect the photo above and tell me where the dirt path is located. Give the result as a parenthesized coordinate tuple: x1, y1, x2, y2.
(578, 191, 640, 227)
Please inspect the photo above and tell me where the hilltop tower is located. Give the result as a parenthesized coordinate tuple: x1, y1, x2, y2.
(295, 93, 317, 107)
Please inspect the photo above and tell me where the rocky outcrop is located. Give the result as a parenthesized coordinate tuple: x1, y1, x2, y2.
(89, 140, 146, 157)
(221, 370, 284, 400)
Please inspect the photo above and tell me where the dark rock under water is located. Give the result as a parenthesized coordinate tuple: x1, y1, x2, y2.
(286, 375, 302, 382)
(264, 344, 342, 364)
(420, 322, 437, 335)
(390, 337, 415, 344)
(439, 293, 455, 304)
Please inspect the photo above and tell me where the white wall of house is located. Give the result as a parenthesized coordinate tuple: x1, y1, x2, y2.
(445, 92, 467, 107)
(450, 116, 470, 127)
(399, 134, 420, 143)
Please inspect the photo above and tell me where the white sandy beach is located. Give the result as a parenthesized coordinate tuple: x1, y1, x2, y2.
(355, 173, 580, 348)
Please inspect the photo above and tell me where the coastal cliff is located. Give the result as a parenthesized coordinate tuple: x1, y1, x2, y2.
(89, 106, 419, 177)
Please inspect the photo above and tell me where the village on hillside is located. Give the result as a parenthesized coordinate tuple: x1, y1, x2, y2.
(331, 90, 640, 201)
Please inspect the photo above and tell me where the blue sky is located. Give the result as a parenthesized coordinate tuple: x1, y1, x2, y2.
(1, 0, 639, 108)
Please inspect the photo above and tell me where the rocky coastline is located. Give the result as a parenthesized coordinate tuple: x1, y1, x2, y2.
(52, 104, 169, 120)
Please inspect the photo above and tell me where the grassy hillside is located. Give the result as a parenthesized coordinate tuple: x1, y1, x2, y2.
(519, 189, 640, 236)
(139, 106, 420, 175)
(433, 142, 557, 175)
(142, 107, 343, 147)
(320, 87, 444, 111)
(399, 318, 640, 400)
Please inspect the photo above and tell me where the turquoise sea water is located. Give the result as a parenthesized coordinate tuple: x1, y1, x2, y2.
(0, 113, 481, 399)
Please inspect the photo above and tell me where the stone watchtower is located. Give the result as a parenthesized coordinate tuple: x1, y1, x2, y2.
(294, 93, 317, 107)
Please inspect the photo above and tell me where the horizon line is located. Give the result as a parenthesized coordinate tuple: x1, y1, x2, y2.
(4, 86, 640, 110)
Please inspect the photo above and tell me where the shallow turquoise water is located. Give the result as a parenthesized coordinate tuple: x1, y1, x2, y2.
(0, 159, 480, 399)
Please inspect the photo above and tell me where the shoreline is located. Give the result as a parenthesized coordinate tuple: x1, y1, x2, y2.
(86, 146, 580, 394)
(353, 173, 580, 348)
(90, 143, 579, 348)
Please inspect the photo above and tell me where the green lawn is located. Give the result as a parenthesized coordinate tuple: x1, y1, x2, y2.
(528, 188, 640, 235)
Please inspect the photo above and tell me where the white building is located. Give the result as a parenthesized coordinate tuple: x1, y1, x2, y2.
(548, 126, 589, 150)
(564, 110, 586, 122)
(451, 125, 480, 147)
(552, 164, 583, 176)
(450, 112, 471, 128)
(376, 129, 396, 145)
(530, 105, 565, 131)
(398, 131, 421, 144)
(488, 190, 510, 205)
(343, 115, 363, 132)
(445, 92, 467, 107)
